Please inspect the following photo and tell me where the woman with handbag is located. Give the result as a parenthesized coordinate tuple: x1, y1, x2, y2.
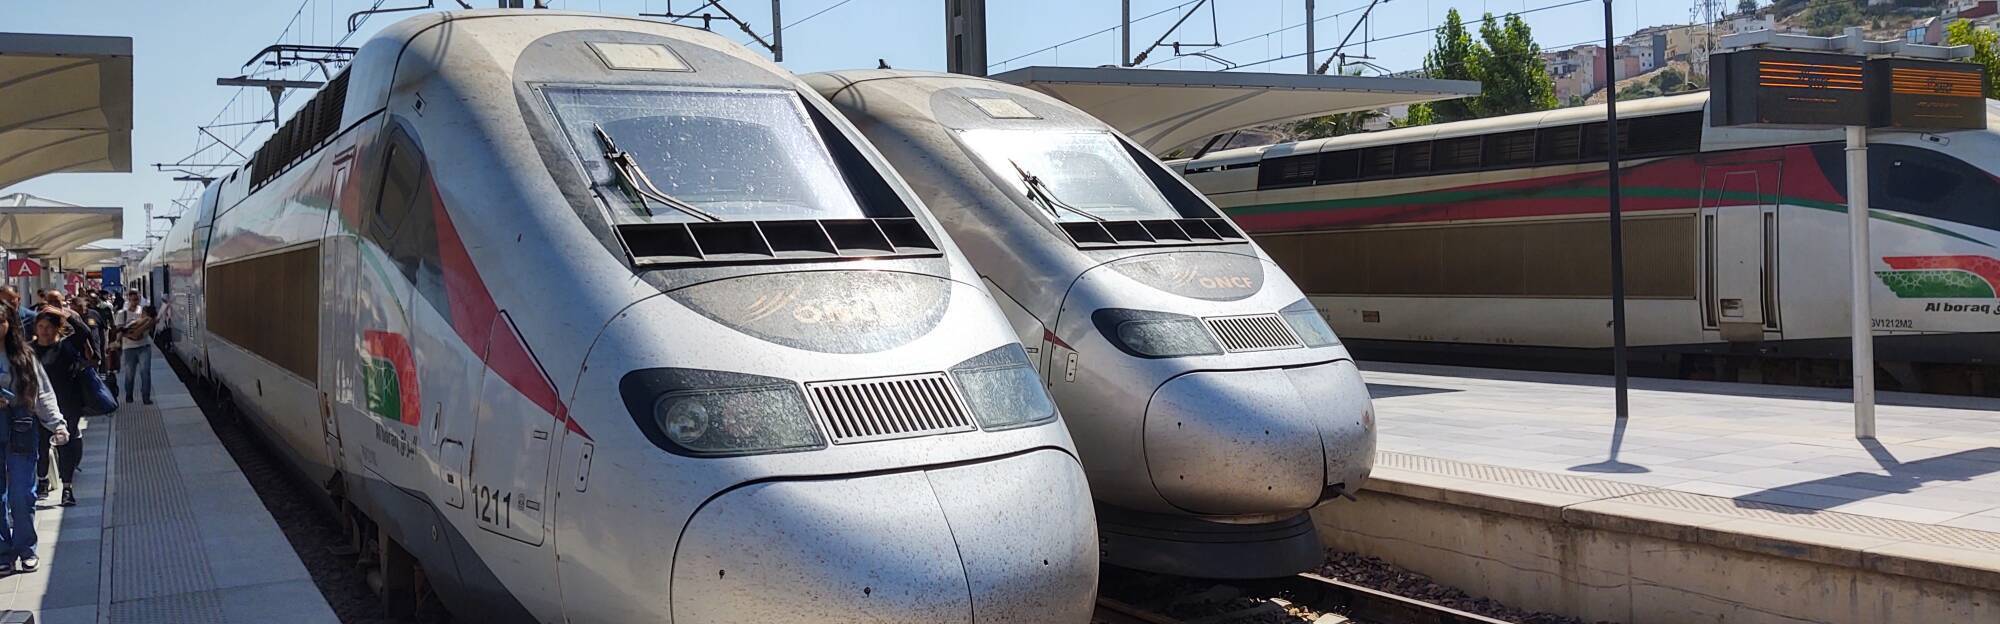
(31, 312, 90, 508)
(0, 306, 71, 574)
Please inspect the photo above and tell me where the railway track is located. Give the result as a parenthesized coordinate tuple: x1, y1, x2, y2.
(1095, 571, 1517, 624)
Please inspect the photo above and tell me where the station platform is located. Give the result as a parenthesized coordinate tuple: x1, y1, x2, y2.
(0, 355, 335, 624)
(1314, 362, 2000, 624)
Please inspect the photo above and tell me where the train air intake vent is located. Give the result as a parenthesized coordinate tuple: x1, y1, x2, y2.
(807, 373, 977, 445)
(1205, 314, 1302, 352)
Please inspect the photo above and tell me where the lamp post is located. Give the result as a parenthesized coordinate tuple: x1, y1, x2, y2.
(1603, 0, 1631, 420)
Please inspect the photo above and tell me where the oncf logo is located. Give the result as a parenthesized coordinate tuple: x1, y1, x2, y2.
(1198, 276, 1255, 290)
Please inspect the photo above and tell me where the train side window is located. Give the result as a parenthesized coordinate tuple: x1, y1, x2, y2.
(1257, 153, 1320, 189)
(1433, 136, 1482, 172)
(1626, 112, 1702, 157)
(371, 129, 425, 244)
(1394, 142, 1432, 175)
(1485, 130, 1536, 168)
(1537, 125, 1582, 163)
(1359, 146, 1396, 178)
(1868, 144, 1997, 233)
(1318, 150, 1360, 183)
(1580, 122, 1616, 159)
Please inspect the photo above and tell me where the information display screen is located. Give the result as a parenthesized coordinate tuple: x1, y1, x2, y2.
(1711, 50, 1868, 127)
(1867, 58, 1988, 130)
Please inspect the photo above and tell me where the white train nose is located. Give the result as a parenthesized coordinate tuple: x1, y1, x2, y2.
(1144, 359, 1376, 516)
(669, 449, 1098, 623)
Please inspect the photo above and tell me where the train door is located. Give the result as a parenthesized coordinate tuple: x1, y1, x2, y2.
(1701, 162, 1783, 341)
(466, 310, 554, 547)
(320, 153, 359, 471)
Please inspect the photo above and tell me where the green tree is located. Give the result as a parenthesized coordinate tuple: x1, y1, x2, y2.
(1945, 21, 2000, 99)
(1804, 0, 1862, 37)
(1418, 9, 1558, 121)
(1473, 13, 1559, 116)
(1285, 108, 1384, 140)
(1394, 103, 1437, 127)
(1422, 9, 1482, 122)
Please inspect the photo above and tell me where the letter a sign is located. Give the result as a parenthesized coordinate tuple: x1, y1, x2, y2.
(6, 259, 40, 278)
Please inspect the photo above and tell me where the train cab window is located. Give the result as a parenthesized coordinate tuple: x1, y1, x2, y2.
(546, 87, 865, 223)
(959, 129, 1183, 221)
(1867, 144, 1999, 232)
(371, 131, 426, 243)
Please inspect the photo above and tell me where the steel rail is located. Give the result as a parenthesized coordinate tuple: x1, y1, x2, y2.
(1094, 571, 1520, 624)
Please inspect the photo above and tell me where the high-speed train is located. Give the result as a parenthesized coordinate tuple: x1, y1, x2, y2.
(137, 10, 1098, 622)
(807, 70, 1377, 578)
(1177, 92, 2000, 395)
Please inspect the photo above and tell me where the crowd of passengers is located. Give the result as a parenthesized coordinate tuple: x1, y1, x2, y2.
(0, 286, 156, 574)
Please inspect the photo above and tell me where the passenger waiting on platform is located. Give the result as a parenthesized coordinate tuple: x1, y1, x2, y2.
(30, 313, 85, 508)
(0, 288, 29, 340)
(115, 296, 153, 405)
(0, 305, 70, 574)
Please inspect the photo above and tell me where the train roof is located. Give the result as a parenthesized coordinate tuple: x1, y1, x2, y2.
(1195, 91, 1710, 162)
(987, 65, 1480, 154)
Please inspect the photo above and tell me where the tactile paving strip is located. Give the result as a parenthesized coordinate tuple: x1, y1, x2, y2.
(1382, 451, 2000, 554)
(1379, 451, 1656, 499)
(107, 409, 227, 620)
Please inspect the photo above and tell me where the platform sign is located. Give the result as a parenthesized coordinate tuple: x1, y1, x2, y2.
(99, 266, 122, 292)
(6, 258, 41, 278)
(1711, 49, 1868, 127)
(1867, 58, 1988, 130)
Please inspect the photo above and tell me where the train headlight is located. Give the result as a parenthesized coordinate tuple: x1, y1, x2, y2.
(1092, 309, 1223, 358)
(622, 369, 826, 457)
(949, 344, 1058, 431)
(1280, 299, 1341, 348)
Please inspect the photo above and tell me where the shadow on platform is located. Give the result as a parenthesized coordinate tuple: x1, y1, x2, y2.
(1733, 442, 2000, 514)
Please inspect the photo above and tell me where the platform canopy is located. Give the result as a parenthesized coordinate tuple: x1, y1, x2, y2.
(989, 66, 1479, 154)
(56, 243, 120, 270)
(0, 32, 133, 191)
(0, 192, 123, 265)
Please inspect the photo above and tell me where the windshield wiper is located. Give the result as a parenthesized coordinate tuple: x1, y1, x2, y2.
(593, 123, 722, 223)
(1008, 159, 1106, 222)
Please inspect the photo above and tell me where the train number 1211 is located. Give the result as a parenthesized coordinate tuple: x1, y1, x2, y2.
(473, 484, 513, 529)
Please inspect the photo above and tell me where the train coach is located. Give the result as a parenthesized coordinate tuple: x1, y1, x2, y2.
(1177, 92, 2000, 394)
(140, 9, 1098, 623)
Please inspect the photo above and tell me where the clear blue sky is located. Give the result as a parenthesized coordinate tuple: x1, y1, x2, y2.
(4, 0, 1702, 249)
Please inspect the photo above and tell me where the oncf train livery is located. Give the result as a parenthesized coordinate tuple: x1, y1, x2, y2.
(138, 11, 1097, 623)
(1179, 93, 2000, 395)
(807, 70, 1377, 578)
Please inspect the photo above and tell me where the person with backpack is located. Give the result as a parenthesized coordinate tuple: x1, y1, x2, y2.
(30, 312, 86, 508)
(0, 305, 71, 574)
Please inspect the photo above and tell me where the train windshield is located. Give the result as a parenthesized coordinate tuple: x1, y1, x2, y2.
(547, 87, 864, 223)
(959, 129, 1182, 222)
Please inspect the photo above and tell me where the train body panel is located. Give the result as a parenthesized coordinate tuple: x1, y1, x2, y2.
(810, 70, 1376, 578)
(142, 10, 1096, 622)
(1179, 93, 2000, 391)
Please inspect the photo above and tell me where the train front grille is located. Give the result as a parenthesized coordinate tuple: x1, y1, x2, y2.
(807, 373, 978, 445)
(1205, 314, 1302, 352)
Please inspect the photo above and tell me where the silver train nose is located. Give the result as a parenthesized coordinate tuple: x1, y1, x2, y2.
(1145, 359, 1376, 516)
(669, 449, 1098, 623)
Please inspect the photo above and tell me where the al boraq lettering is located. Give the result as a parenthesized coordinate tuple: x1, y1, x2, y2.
(5, 259, 41, 277)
